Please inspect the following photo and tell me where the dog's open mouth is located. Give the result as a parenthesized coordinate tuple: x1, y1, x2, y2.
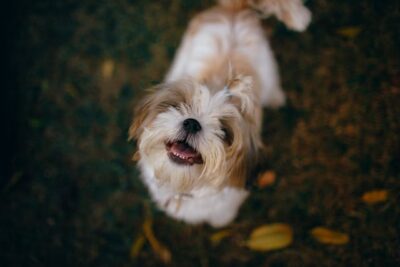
(166, 141, 203, 165)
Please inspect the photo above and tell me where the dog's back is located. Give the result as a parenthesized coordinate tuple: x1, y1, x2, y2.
(166, 0, 311, 108)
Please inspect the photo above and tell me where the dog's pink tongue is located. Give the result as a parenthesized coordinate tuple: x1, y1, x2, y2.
(167, 141, 203, 165)
(170, 142, 197, 158)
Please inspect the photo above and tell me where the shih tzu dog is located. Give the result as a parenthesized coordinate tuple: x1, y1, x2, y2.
(129, 0, 311, 227)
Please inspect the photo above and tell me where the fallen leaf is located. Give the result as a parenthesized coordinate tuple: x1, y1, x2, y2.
(336, 27, 361, 38)
(257, 171, 276, 188)
(246, 223, 293, 251)
(361, 190, 388, 204)
(101, 59, 115, 79)
(310, 227, 349, 245)
(130, 234, 146, 259)
(143, 218, 171, 264)
(210, 230, 231, 246)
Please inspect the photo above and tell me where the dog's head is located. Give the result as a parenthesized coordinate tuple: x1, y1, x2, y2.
(129, 76, 261, 192)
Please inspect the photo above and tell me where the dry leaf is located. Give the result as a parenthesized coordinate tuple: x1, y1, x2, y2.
(336, 27, 361, 38)
(210, 230, 231, 246)
(246, 223, 293, 251)
(143, 218, 172, 264)
(257, 171, 276, 188)
(130, 234, 146, 259)
(310, 227, 349, 245)
(101, 59, 115, 79)
(361, 190, 388, 204)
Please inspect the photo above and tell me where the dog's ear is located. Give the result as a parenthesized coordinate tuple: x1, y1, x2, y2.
(128, 81, 193, 141)
(224, 117, 262, 188)
(226, 75, 258, 121)
(224, 75, 263, 187)
(128, 85, 171, 141)
(128, 94, 154, 140)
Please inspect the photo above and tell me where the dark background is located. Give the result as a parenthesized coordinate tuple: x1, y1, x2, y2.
(1, 0, 399, 266)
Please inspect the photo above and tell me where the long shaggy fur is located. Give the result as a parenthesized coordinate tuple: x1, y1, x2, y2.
(129, 0, 311, 227)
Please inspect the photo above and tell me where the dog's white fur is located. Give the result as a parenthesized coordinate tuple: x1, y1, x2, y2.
(130, 0, 311, 227)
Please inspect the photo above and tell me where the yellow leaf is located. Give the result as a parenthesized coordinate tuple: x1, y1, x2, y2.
(310, 227, 349, 245)
(130, 234, 145, 259)
(361, 190, 388, 204)
(336, 27, 361, 38)
(210, 230, 231, 246)
(101, 59, 115, 79)
(143, 218, 172, 264)
(246, 223, 293, 251)
(257, 171, 276, 188)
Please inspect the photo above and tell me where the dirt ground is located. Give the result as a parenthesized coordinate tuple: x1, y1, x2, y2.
(1, 0, 399, 266)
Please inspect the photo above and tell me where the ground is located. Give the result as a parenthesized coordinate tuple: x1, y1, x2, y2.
(1, 0, 399, 266)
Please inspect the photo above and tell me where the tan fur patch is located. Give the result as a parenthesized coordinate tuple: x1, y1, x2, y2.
(129, 81, 195, 140)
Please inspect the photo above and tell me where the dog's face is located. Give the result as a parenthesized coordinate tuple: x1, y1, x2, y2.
(129, 77, 261, 192)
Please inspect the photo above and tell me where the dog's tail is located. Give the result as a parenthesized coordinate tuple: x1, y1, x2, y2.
(218, 0, 311, 32)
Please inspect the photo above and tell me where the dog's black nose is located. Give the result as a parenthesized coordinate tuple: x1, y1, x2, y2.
(183, 118, 202, 134)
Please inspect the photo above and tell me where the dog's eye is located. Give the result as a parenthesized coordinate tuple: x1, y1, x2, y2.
(170, 104, 181, 111)
(221, 127, 233, 146)
(219, 118, 234, 145)
(161, 102, 180, 111)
